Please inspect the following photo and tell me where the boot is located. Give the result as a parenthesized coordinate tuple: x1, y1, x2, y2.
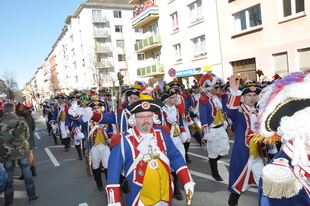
(228, 193, 240, 206)
(184, 142, 191, 163)
(53, 135, 58, 145)
(64, 138, 70, 152)
(103, 169, 108, 180)
(75, 145, 83, 160)
(31, 166, 37, 176)
(92, 168, 104, 191)
(171, 172, 184, 200)
(209, 157, 223, 181)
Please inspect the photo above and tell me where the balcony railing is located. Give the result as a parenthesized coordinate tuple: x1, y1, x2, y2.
(134, 35, 161, 52)
(92, 16, 107, 23)
(137, 63, 164, 77)
(94, 46, 111, 54)
(95, 61, 112, 69)
(93, 30, 109, 38)
(131, 5, 159, 28)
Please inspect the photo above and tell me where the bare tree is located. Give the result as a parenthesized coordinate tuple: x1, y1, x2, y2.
(1, 70, 19, 101)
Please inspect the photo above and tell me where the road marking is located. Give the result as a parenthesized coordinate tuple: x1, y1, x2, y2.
(190, 170, 258, 193)
(35, 132, 41, 140)
(44, 148, 60, 167)
(79, 203, 88, 206)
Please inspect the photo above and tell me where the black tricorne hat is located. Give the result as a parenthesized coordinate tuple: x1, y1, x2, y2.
(128, 100, 163, 114)
(87, 100, 105, 107)
(125, 88, 140, 97)
(241, 85, 262, 95)
(160, 88, 180, 102)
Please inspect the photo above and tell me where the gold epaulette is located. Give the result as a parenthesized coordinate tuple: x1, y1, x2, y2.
(262, 158, 302, 198)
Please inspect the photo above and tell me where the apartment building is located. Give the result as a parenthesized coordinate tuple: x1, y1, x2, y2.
(130, 0, 222, 87)
(217, 0, 310, 81)
(51, 0, 141, 92)
(158, 0, 223, 86)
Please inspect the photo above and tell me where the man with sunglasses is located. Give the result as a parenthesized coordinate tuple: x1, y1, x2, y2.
(199, 73, 230, 182)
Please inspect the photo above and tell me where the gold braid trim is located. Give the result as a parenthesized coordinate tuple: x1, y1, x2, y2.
(250, 131, 281, 145)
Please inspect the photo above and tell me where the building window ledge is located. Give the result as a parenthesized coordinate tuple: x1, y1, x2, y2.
(278, 13, 306, 24)
(231, 25, 263, 39)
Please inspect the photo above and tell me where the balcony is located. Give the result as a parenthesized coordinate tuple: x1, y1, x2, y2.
(134, 35, 161, 52)
(95, 61, 112, 69)
(137, 63, 164, 77)
(129, 0, 140, 4)
(92, 16, 107, 23)
(131, 5, 159, 28)
(93, 30, 109, 38)
(94, 46, 111, 54)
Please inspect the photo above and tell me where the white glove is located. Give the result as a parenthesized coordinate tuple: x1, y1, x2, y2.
(75, 132, 84, 140)
(223, 120, 228, 130)
(76, 107, 93, 122)
(65, 127, 70, 135)
(180, 132, 188, 143)
(184, 181, 195, 198)
(107, 203, 121, 206)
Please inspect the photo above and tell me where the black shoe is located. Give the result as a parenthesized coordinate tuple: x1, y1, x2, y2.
(29, 195, 39, 202)
(212, 175, 223, 181)
(65, 148, 69, 152)
(5, 202, 12, 206)
(186, 157, 192, 163)
(97, 186, 104, 191)
(173, 194, 184, 201)
(31, 166, 37, 176)
(18, 174, 24, 180)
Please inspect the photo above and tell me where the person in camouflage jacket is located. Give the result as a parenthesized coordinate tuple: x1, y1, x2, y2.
(0, 102, 38, 205)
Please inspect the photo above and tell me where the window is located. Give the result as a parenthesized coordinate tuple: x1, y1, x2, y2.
(71, 48, 75, 57)
(281, 0, 305, 18)
(113, 11, 122, 18)
(115, 25, 123, 33)
(273, 52, 289, 75)
(174, 44, 182, 62)
(171, 12, 179, 32)
(116, 40, 124, 48)
(192, 35, 207, 58)
(75, 76, 78, 83)
(134, 28, 143, 33)
(118, 54, 126, 61)
(189, 0, 203, 24)
(234, 4, 262, 33)
(150, 23, 159, 35)
(73, 61, 77, 70)
(137, 53, 145, 61)
(298, 47, 310, 71)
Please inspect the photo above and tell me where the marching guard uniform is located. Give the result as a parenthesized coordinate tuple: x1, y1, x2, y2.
(198, 73, 229, 181)
(254, 72, 310, 206)
(106, 99, 194, 206)
(226, 83, 264, 205)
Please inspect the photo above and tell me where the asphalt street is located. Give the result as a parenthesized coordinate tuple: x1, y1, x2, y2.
(0, 111, 258, 206)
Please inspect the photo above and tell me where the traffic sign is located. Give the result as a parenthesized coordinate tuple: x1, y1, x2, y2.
(168, 68, 176, 77)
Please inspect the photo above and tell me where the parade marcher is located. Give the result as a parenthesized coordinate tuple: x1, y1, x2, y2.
(0, 102, 39, 206)
(199, 73, 230, 181)
(87, 99, 111, 191)
(253, 72, 310, 206)
(105, 98, 195, 206)
(189, 80, 203, 145)
(168, 79, 194, 163)
(226, 75, 264, 206)
(15, 103, 37, 179)
(51, 95, 71, 151)
(47, 100, 58, 145)
(161, 88, 190, 200)
(75, 82, 146, 133)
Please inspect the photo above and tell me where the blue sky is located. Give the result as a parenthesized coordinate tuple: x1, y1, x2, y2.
(0, 0, 85, 89)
